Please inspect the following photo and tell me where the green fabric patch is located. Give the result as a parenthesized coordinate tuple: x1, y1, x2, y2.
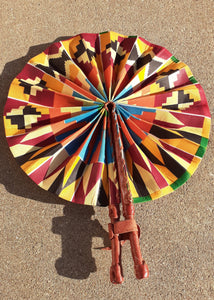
(171, 56, 179, 63)
(133, 195, 152, 203)
(189, 76, 198, 84)
(195, 137, 209, 157)
(170, 171, 191, 190)
(200, 137, 209, 148)
(195, 145, 206, 158)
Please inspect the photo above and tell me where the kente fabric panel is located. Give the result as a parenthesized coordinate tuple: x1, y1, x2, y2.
(4, 31, 211, 206)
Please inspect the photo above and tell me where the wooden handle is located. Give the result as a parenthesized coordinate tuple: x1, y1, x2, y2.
(107, 101, 149, 282)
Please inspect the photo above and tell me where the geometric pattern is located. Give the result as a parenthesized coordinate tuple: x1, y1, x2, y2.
(3, 31, 211, 206)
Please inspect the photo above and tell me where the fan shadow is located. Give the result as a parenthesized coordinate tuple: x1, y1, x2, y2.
(52, 203, 110, 279)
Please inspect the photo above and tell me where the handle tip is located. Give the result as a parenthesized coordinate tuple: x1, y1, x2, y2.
(135, 261, 149, 279)
(110, 264, 124, 284)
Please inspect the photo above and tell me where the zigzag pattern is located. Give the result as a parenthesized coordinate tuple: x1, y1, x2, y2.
(4, 31, 211, 206)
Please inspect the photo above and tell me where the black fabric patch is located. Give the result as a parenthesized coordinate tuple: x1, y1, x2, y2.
(114, 52, 125, 66)
(163, 90, 193, 110)
(147, 60, 162, 76)
(157, 146, 186, 178)
(6, 106, 41, 129)
(74, 40, 96, 62)
(128, 45, 138, 61)
(19, 79, 47, 95)
(33, 143, 62, 159)
(176, 130, 201, 144)
(97, 182, 109, 207)
(150, 125, 181, 139)
(139, 143, 164, 165)
(136, 54, 152, 70)
(36, 64, 56, 77)
(48, 168, 65, 195)
(15, 149, 40, 165)
(49, 50, 71, 76)
(157, 69, 176, 90)
(106, 40, 117, 51)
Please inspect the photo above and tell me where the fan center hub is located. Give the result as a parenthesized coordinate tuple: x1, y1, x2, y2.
(104, 101, 115, 112)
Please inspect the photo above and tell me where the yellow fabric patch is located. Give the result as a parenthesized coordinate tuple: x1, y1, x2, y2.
(21, 157, 50, 175)
(8, 79, 30, 101)
(85, 180, 101, 205)
(21, 125, 52, 142)
(39, 168, 63, 190)
(3, 117, 25, 137)
(135, 163, 160, 194)
(187, 156, 201, 175)
(10, 144, 40, 158)
(63, 156, 80, 187)
(202, 118, 211, 138)
(59, 178, 81, 201)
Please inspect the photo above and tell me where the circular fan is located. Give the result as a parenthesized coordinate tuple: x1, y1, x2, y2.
(4, 32, 211, 283)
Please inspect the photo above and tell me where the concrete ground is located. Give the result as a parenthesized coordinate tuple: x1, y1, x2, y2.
(0, 1, 213, 299)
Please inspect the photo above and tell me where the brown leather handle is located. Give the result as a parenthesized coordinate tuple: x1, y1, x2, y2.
(129, 230, 149, 279)
(108, 218, 149, 281)
(108, 223, 123, 284)
(107, 102, 149, 283)
(108, 205, 124, 284)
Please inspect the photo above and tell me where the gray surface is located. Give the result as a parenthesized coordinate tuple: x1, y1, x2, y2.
(0, 0, 213, 299)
